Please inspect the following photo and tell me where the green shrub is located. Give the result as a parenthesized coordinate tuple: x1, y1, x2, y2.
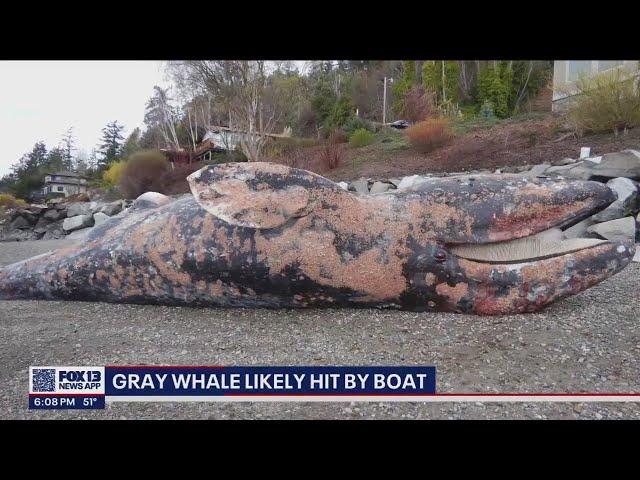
(348, 128, 375, 148)
(342, 116, 374, 134)
(479, 100, 497, 120)
(323, 96, 354, 132)
(477, 64, 513, 118)
(0, 193, 28, 209)
(118, 150, 170, 199)
(567, 69, 640, 135)
(102, 160, 127, 187)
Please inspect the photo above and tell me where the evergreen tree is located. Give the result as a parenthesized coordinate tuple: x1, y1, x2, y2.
(122, 127, 142, 158)
(46, 147, 66, 172)
(13, 141, 48, 175)
(97, 120, 125, 169)
(8, 141, 48, 199)
(61, 127, 76, 171)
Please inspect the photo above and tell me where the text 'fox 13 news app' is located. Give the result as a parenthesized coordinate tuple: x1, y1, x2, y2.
(29, 366, 105, 409)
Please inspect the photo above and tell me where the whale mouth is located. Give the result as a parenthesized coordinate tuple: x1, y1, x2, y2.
(450, 227, 608, 264)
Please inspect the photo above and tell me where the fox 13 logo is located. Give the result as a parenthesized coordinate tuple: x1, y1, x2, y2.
(29, 366, 106, 410)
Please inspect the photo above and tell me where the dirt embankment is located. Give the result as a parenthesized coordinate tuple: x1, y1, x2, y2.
(318, 116, 640, 181)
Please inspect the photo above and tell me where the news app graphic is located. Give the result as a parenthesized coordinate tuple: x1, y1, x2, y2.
(29, 366, 105, 410)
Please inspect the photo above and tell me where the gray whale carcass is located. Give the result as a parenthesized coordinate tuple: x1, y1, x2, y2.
(0, 162, 635, 314)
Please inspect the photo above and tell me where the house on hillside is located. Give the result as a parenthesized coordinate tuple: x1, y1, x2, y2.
(203, 127, 247, 151)
(552, 60, 639, 111)
(203, 126, 291, 151)
(160, 126, 291, 166)
(42, 171, 88, 197)
(160, 140, 225, 166)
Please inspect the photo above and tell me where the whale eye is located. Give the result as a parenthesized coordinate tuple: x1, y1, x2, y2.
(433, 250, 447, 262)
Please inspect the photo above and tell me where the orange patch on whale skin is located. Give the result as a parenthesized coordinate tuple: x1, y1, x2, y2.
(252, 191, 414, 303)
(436, 282, 469, 306)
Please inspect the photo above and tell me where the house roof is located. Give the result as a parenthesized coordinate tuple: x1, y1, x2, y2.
(48, 171, 83, 177)
(45, 178, 85, 186)
(45, 171, 87, 185)
(205, 126, 289, 139)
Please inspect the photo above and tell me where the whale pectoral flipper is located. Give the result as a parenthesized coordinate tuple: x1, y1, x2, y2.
(187, 162, 348, 229)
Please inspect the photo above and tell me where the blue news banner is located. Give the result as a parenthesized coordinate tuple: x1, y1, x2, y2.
(29, 366, 436, 409)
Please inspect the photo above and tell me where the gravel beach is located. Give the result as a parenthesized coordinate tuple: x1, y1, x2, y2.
(1, 239, 639, 419)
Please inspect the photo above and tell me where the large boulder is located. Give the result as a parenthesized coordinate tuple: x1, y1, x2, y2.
(583, 150, 640, 179)
(587, 216, 636, 242)
(12, 209, 39, 224)
(524, 163, 551, 177)
(545, 162, 593, 180)
(66, 202, 92, 218)
(133, 192, 171, 209)
(336, 182, 349, 191)
(369, 181, 392, 194)
(546, 151, 640, 180)
(33, 216, 52, 234)
(592, 177, 639, 222)
(88, 201, 102, 214)
(99, 200, 123, 216)
(93, 212, 110, 226)
(397, 175, 433, 192)
(66, 227, 93, 240)
(63, 214, 94, 232)
(350, 178, 369, 194)
(41, 221, 65, 240)
(43, 208, 64, 221)
(9, 215, 33, 230)
(26, 205, 46, 215)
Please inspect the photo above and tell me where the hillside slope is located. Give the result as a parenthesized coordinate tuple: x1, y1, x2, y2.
(313, 115, 640, 181)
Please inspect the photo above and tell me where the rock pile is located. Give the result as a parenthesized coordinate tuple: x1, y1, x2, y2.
(0, 197, 132, 242)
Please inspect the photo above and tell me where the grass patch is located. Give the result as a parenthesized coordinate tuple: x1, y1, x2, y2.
(374, 128, 409, 151)
(349, 128, 375, 148)
(450, 111, 550, 135)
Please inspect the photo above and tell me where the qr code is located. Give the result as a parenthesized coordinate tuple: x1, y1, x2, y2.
(32, 368, 56, 392)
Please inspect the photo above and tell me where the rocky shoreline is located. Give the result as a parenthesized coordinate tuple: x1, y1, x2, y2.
(0, 197, 132, 242)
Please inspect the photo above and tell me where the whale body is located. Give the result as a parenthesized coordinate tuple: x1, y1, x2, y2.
(0, 162, 634, 314)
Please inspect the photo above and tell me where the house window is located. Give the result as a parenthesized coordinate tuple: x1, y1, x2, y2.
(57, 186, 64, 192)
(567, 61, 592, 82)
(597, 60, 624, 72)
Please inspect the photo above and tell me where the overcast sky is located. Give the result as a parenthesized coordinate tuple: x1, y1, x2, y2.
(0, 61, 171, 176)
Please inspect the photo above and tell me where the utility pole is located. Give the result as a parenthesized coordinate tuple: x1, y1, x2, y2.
(383, 77, 388, 125)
